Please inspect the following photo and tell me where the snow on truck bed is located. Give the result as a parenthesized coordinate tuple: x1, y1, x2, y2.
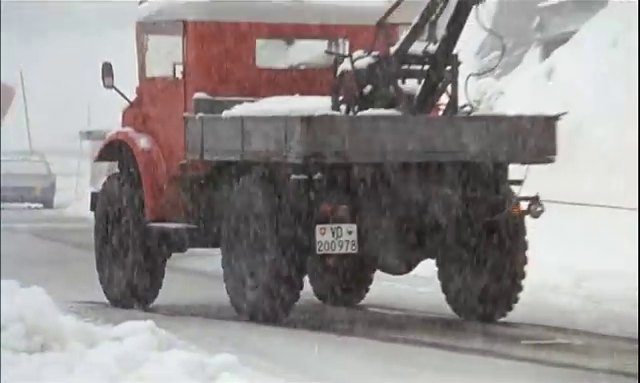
(0, 280, 268, 382)
(221, 96, 334, 117)
(220, 96, 401, 117)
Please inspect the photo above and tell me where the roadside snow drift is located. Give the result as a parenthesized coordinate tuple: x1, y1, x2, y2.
(0, 280, 257, 382)
(475, 2, 638, 207)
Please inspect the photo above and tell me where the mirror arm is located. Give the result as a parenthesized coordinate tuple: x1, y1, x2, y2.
(112, 86, 133, 105)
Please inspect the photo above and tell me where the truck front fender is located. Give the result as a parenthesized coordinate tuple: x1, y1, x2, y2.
(94, 129, 169, 221)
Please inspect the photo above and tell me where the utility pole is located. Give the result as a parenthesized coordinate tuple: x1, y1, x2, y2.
(19, 70, 33, 153)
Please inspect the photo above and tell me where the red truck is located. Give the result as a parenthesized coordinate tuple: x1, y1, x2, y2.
(93, 0, 558, 323)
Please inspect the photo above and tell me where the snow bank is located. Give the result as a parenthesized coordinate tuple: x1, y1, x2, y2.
(1, 280, 258, 382)
(475, 2, 638, 208)
(221, 96, 336, 117)
(454, 0, 499, 104)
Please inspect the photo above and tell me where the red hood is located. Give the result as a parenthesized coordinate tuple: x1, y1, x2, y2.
(1, 82, 16, 124)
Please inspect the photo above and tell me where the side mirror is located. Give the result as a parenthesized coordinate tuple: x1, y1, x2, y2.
(101, 61, 114, 89)
(100, 61, 132, 105)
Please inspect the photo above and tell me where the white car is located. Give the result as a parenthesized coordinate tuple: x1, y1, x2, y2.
(1, 152, 57, 208)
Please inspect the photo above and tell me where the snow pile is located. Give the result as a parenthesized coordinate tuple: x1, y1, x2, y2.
(454, 0, 499, 104)
(474, 2, 638, 207)
(1, 280, 257, 382)
(221, 96, 336, 117)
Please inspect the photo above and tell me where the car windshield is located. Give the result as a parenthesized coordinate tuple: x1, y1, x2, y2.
(1, 160, 49, 175)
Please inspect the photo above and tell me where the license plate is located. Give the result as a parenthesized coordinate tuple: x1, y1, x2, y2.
(315, 223, 358, 254)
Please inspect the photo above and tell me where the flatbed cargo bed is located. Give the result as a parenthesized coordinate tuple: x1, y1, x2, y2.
(185, 114, 559, 165)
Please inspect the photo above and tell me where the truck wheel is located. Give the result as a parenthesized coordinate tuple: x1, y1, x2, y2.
(94, 172, 168, 309)
(307, 192, 375, 307)
(307, 256, 375, 307)
(437, 210, 527, 322)
(220, 169, 305, 323)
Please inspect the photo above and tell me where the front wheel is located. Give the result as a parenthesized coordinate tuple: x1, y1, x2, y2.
(94, 172, 168, 309)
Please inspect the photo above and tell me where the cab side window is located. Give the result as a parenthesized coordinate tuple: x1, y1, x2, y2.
(137, 21, 184, 80)
(255, 38, 349, 70)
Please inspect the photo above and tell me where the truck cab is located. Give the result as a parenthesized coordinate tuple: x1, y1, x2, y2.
(97, 0, 421, 222)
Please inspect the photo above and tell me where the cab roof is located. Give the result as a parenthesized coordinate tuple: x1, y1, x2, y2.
(137, 0, 424, 25)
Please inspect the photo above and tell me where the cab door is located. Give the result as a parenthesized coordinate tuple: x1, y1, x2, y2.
(132, 20, 186, 176)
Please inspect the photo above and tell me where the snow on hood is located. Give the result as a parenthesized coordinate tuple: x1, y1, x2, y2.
(107, 127, 153, 151)
(474, 1, 638, 207)
(0, 280, 264, 382)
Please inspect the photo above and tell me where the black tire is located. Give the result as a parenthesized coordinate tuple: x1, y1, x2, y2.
(307, 255, 375, 307)
(358, 174, 432, 275)
(94, 172, 168, 309)
(307, 193, 376, 307)
(220, 169, 305, 323)
(437, 208, 527, 323)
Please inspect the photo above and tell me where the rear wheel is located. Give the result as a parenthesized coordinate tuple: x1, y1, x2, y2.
(307, 193, 376, 307)
(94, 171, 168, 309)
(437, 184, 527, 322)
(220, 169, 306, 323)
(307, 256, 375, 307)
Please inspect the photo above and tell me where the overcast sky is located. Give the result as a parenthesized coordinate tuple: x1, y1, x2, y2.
(1, 1, 139, 152)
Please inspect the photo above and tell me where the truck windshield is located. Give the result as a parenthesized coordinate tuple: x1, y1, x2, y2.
(255, 38, 348, 70)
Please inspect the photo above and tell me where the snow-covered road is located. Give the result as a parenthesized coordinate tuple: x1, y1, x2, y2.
(1, 208, 637, 382)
